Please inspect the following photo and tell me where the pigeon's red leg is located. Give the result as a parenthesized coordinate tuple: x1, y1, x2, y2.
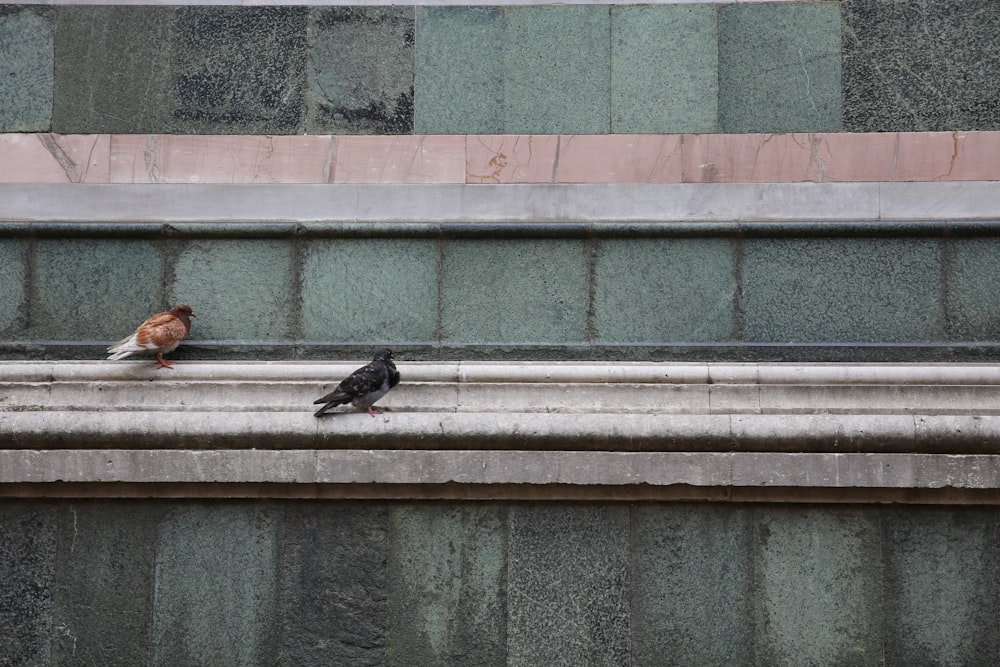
(155, 354, 174, 369)
(366, 406, 383, 417)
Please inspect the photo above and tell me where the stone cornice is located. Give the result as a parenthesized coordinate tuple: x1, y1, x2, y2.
(4, 360, 1000, 501)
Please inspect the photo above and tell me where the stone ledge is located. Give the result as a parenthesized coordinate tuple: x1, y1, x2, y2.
(3, 182, 999, 223)
(3, 450, 1000, 497)
(6, 360, 1000, 501)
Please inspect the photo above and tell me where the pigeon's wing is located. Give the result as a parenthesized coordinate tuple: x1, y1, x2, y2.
(135, 312, 188, 351)
(314, 361, 389, 405)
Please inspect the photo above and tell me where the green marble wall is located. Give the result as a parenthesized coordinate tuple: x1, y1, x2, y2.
(3, 500, 999, 666)
(5, 223, 1000, 362)
(2, 2, 998, 135)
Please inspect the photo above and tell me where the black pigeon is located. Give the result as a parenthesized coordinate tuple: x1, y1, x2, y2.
(314, 348, 400, 418)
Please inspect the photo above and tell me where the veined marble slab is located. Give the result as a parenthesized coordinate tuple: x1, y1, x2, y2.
(2, 132, 999, 185)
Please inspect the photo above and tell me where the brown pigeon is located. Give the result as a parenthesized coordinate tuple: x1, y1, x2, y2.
(107, 304, 195, 369)
(314, 348, 400, 417)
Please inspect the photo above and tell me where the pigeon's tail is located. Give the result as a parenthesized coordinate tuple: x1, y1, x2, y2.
(313, 389, 351, 416)
(106, 337, 141, 360)
(313, 399, 347, 417)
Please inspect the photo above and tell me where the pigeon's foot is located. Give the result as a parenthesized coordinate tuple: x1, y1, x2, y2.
(366, 406, 383, 417)
(155, 355, 174, 370)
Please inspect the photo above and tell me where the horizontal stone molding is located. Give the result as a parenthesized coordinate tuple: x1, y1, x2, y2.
(2, 182, 1000, 223)
(4, 450, 1000, 500)
(5, 361, 1000, 500)
(5, 132, 1000, 185)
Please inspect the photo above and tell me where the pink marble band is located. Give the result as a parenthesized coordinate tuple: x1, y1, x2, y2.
(2, 132, 997, 185)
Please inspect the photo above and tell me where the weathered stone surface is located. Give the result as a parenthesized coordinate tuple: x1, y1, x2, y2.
(50, 502, 158, 665)
(507, 505, 629, 665)
(52, 6, 174, 133)
(150, 504, 280, 665)
(632, 505, 754, 665)
(172, 6, 307, 134)
(278, 503, 388, 666)
(0, 6, 52, 132)
(388, 505, 506, 666)
(307, 7, 414, 134)
(752, 508, 884, 665)
(881, 508, 1000, 664)
(0, 504, 55, 666)
(842, 0, 1000, 131)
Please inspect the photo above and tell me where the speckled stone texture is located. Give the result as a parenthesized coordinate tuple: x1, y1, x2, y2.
(52, 6, 175, 134)
(2, 502, 1000, 663)
(278, 503, 388, 666)
(170, 240, 294, 343)
(842, 0, 1000, 132)
(881, 508, 1000, 664)
(505, 6, 611, 134)
(307, 7, 414, 134)
(0, 505, 55, 665)
(611, 5, 719, 134)
(415, 7, 503, 135)
(594, 238, 736, 342)
(507, 506, 630, 666)
(632, 505, 754, 665)
(388, 505, 506, 666)
(752, 508, 884, 664)
(0, 6, 52, 132)
(0, 239, 27, 340)
(31, 238, 160, 340)
(440, 239, 588, 344)
(741, 237, 942, 343)
(49, 503, 158, 665)
(719, 2, 842, 133)
(150, 505, 280, 665)
(172, 6, 307, 134)
(301, 238, 438, 343)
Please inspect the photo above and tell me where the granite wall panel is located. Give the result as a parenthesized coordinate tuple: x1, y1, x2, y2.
(3, 501, 998, 665)
(307, 7, 414, 135)
(719, 2, 842, 133)
(5, 3, 1000, 134)
(172, 6, 307, 134)
(388, 505, 507, 666)
(842, 0, 1000, 132)
(0, 6, 52, 132)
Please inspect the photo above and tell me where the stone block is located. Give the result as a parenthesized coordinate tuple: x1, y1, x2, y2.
(169, 239, 294, 343)
(945, 238, 1000, 341)
(52, 6, 175, 134)
(504, 6, 611, 134)
(611, 5, 718, 133)
(278, 503, 388, 666)
(507, 506, 629, 665)
(741, 238, 942, 343)
(301, 239, 438, 343)
(752, 508, 884, 664)
(632, 505, 753, 666)
(719, 2, 842, 133)
(32, 238, 160, 340)
(307, 7, 414, 134)
(388, 505, 506, 666)
(440, 239, 587, 344)
(594, 238, 736, 342)
(0, 503, 56, 665)
(0, 239, 28, 339)
(415, 7, 503, 135)
(150, 504, 279, 665)
(50, 502, 158, 665)
(0, 6, 52, 132)
(172, 6, 307, 134)
(881, 508, 1000, 663)
(842, 0, 1000, 131)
